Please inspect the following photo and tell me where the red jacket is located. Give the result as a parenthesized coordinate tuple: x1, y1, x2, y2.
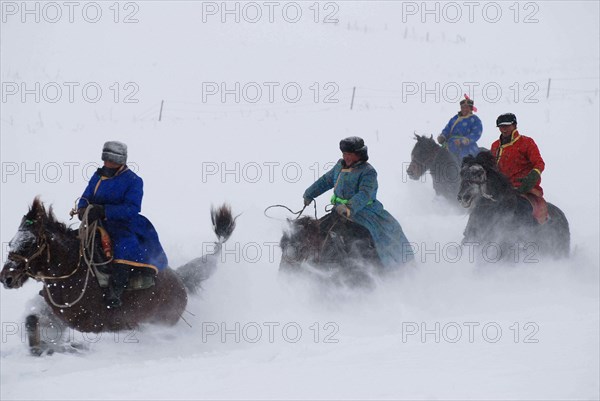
(490, 130, 545, 196)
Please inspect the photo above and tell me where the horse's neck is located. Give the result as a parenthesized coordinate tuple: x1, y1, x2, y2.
(487, 173, 517, 204)
(47, 231, 83, 279)
(429, 147, 453, 174)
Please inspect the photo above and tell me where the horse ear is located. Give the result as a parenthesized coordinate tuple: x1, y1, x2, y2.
(31, 197, 46, 221)
(48, 205, 57, 223)
(430, 134, 433, 140)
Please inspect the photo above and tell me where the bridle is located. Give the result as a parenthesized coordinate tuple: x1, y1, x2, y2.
(7, 220, 91, 308)
(409, 143, 441, 176)
(7, 235, 50, 278)
(460, 165, 497, 202)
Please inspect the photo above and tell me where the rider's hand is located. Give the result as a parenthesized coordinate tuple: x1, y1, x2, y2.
(437, 135, 446, 144)
(86, 204, 106, 223)
(516, 170, 540, 194)
(77, 208, 86, 221)
(303, 197, 313, 207)
(335, 204, 350, 218)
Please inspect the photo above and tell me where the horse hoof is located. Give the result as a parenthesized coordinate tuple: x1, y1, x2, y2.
(29, 346, 43, 357)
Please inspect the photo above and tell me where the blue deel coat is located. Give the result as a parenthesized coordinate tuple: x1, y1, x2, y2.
(304, 160, 414, 268)
(77, 166, 168, 272)
(440, 112, 483, 160)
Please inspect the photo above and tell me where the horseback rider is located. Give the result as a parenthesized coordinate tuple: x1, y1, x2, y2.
(302, 136, 414, 267)
(76, 141, 168, 308)
(491, 113, 548, 224)
(437, 95, 483, 161)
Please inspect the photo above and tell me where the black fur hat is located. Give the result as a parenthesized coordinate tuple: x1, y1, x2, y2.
(339, 136, 369, 161)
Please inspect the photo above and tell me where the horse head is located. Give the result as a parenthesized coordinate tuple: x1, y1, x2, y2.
(1, 198, 74, 289)
(407, 134, 439, 180)
(1, 198, 50, 288)
(279, 216, 322, 266)
(457, 151, 509, 208)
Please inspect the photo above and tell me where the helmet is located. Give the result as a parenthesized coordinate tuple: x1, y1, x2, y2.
(496, 113, 517, 127)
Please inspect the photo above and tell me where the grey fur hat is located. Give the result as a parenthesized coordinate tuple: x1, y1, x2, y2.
(101, 141, 127, 165)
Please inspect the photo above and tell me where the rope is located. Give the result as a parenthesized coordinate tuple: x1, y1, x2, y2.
(264, 200, 318, 220)
(43, 204, 111, 309)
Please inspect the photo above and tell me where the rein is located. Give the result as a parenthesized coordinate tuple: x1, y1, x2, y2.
(9, 204, 112, 308)
(43, 205, 112, 308)
(264, 200, 318, 220)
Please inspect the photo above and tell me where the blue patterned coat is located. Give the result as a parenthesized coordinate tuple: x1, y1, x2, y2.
(304, 160, 413, 268)
(441, 112, 483, 160)
(78, 167, 168, 272)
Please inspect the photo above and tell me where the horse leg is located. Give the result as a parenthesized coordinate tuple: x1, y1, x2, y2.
(24, 296, 86, 356)
(25, 314, 42, 356)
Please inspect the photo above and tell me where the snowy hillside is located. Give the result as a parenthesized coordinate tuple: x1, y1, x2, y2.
(1, 1, 599, 399)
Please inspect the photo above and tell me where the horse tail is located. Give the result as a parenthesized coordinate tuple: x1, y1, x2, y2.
(211, 203, 237, 243)
(176, 204, 237, 295)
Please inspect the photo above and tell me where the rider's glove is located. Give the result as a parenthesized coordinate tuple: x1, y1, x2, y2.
(335, 204, 350, 218)
(437, 135, 446, 144)
(516, 170, 541, 194)
(86, 204, 106, 223)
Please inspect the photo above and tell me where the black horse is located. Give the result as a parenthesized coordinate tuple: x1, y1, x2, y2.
(279, 212, 382, 288)
(0, 198, 236, 355)
(407, 134, 461, 203)
(457, 152, 570, 261)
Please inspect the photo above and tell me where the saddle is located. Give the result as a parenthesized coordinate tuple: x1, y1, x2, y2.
(317, 213, 379, 264)
(522, 193, 549, 224)
(91, 227, 155, 291)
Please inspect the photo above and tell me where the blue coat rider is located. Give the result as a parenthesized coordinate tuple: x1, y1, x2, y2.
(77, 141, 168, 308)
(303, 137, 414, 268)
(437, 95, 483, 161)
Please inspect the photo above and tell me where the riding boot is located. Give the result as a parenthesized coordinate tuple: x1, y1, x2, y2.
(105, 264, 130, 308)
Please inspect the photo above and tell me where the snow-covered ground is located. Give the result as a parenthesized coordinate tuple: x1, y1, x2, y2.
(1, 1, 599, 399)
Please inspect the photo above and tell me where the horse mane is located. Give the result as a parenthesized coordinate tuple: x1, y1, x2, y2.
(464, 151, 515, 196)
(292, 216, 321, 237)
(414, 134, 439, 152)
(28, 197, 70, 234)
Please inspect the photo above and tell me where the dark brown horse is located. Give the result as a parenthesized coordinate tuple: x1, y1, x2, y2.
(279, 212, 381, 288)
(0, 198, 236, 354)
(458, 152, 570, 261)
(407, 134, 461, 203)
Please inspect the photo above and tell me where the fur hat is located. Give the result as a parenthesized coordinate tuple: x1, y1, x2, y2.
(339, 136, 369, 161)
(101, 141, 127, 165)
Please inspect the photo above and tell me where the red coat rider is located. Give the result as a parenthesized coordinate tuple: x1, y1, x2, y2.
(491, 113, 548, 223)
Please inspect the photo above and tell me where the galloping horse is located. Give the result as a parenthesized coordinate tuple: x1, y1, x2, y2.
(279, 212, 381, 288)
(407, 134, 461, 203)
(0, 198, 236, 354)
(457, 152, 570, 261)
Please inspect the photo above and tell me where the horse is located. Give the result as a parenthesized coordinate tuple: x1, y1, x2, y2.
(406, 134, 462, 203)
(279, 212, 382, 288)
(0, 197, 236, 355)
(457, 152, 570, 261)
